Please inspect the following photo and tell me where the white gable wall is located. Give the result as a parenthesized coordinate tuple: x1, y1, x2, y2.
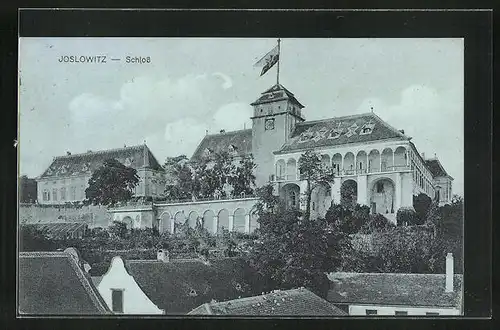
(96, 256, 164, 314)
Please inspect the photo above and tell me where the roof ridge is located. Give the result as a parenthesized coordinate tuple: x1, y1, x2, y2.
(205, 128, 252, 137)
(296, 112, 373, 127)
(54, 144, 146, 159)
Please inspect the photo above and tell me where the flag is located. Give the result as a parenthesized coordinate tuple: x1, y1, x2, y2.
(254, 45, 279, 76)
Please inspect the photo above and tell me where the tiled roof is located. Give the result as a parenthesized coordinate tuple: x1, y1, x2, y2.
(124, 257, 266, 314)
(190, 129, 253, 162)
(276, 112, 408, 154)
(251, 83, 304, 108)
(19, 251, 110, 315)
(188, 288, 347, 316)
(28, 222, 87, 238)
(327, 272, 463, 308)
(425, 159, 452, 179)
(39, 144, 164, 179)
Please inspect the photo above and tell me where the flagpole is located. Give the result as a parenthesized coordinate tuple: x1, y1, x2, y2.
(277, 38, 281, 85)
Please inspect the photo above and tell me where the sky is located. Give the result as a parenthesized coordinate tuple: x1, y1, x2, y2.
(18, 37, 464, 195)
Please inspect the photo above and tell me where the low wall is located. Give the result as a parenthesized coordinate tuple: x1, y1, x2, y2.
(19, 204, 112, 228)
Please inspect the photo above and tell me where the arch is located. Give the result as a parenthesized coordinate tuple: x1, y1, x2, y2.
(340, 179, 358, 209)
(188, 211, 199, 229)
(233, 208, 246, 233)
(135, 215, 141, 229)
(122, 216, 133, 229)
(174, 211, 186, 232)
(332, 153, 342, 175)
(279, 183, 300, 210)
(321, 154, 330, 168)
(370, 178, 396, 215)
(394, 146, 407, 169)
(368, 149, 380, 173)
(311, 182, 332, 220)
(203, 210, 216, 233)
(217, 209, 229, 233)
(159, 212, 172, 234)
(343, 152, 355, 175)
(286, 158, 297, 180)
(381, 148, 394, 172)
(276, 159, 286, 180)
(356, 151, 368, 174)
(249, 207, 259, 233)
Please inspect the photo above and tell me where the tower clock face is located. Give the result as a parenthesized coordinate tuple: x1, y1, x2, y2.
(265, 118, 275, 130)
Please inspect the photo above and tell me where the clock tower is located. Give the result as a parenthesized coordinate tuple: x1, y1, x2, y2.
(250, 83, 305, 187)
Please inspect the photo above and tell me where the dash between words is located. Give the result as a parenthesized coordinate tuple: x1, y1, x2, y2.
(58, 55, 151, 63)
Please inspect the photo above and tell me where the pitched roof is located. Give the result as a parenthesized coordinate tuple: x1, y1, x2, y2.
(188, 288, 347, 316)
(19, 251, 110, 315)
(28, 222, 87, 238)
(251, 83, 304, 108)
(425, 159, 453, 179)
(190, 129, 253, 162)
(276, 112, 408, 154)
(39, 144, 164, 179)
(124, 257, 266, 314)
(327, 272, 463, 308)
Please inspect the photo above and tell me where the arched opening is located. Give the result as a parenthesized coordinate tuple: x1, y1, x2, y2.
(368, 149, 380, 173)
(394, 146, 407, 169)
(217, 209, 229, 233)
(321, 154, 330, 168)
(311, 182, 332, 220)
(188, 211, 199, 229)
(160, 212, 172, 234)
(340, 179, 358, 209)
(370, 178, 395, 215)
(286, 158, 297, 180)
(233, 208, 246, 233)
(356, 151, 368, 174)
(174, 211, 186, 233)
(279, 183, 300, 210)
(332, 153, 342, 175)
(343, 152, 355, 175)
(134, 215, 141, 229)
(249, 208, 259, 233)
(276, 160, 286, 180)
(381, 148, 393, 172)
(122, 216, 133, 229)
(203, 210, 216, 233)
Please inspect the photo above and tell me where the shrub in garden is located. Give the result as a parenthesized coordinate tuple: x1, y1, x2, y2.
(396, 206, 418, 226)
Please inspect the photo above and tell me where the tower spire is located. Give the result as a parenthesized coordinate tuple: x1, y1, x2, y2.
(276, 38, 281, 85)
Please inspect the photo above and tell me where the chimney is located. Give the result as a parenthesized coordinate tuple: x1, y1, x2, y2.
(157, 249, 169, 263)
(445, 253, 454, 292)
(66, 151, 71, 156)
(220, 129, 225, 134)
(399, 129, 405, 134)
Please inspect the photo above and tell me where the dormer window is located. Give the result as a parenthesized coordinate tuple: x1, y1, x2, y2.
(328, 128, 343, 139)
(235, 283, 242, 291)
(298, 130, 314, 143)
(189, 289, 197, 297)
(360, 122, 375, 135)
(345, 123, 359, 137)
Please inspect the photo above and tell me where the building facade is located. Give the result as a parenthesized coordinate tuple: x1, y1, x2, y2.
(36, 144, 166, 205)
(190, 83, 453, 224)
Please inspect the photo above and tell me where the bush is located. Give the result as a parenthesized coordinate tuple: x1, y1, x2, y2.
(360, 213, 395, 233)
(413, 193, 432, 225)
(396, 207, 418, 226)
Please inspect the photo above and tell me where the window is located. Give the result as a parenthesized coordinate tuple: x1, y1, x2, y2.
(365, 309, 377, 315)
(43, 190, 50, 201)
(60, 187, 66, 201)
(395, 311, 408, 316)
(111, 289, 124, 313)
(52, 189, 58, 201)
(377, 182, 384, 193)
(426, 312, 439, 316)
(71, 186, 76, 200)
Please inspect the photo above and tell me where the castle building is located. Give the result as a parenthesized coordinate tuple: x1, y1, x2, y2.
(36, 144, 166, 205)
(191, 84, 453, 223)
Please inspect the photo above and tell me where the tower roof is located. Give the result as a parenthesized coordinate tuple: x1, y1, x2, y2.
(250, 83, 304, 108)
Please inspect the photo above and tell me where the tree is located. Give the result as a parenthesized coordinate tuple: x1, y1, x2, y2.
(108, 221, 129, 239)
(85, 158, 139, 206)
(19, 175, 38, 203)
(248, 186, 352, 298)
(228, 155, 257, 197)
(19, 225, 58, 251)
(298, 150, 336, 221)
(413, 193, 432, 225)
